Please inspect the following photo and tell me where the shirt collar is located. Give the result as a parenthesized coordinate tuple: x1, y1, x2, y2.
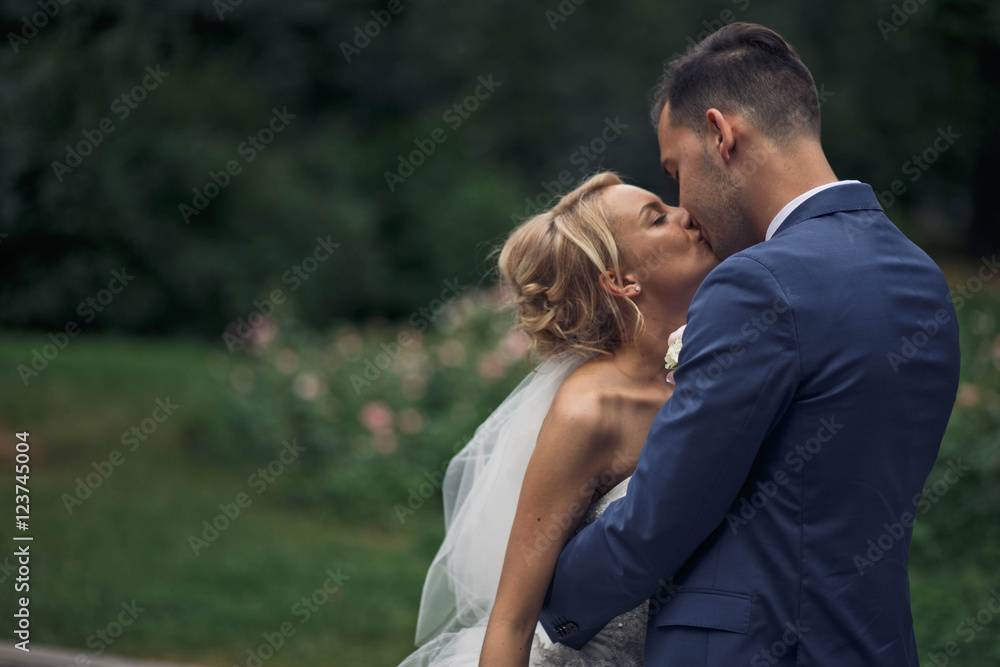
(764, 180, 861, 241)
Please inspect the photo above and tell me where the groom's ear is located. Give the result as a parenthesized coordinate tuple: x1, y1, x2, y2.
(705, 108, 736, 163)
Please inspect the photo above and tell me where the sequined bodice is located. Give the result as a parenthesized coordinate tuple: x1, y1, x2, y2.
(530, 476, 647, 666)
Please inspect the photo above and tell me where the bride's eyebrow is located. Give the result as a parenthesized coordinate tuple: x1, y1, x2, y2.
(639, 201, 661, 220)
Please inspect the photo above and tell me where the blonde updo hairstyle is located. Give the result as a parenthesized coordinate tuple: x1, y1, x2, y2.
(498, 171, 643, 360)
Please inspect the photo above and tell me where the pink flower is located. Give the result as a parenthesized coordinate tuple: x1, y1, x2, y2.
(360, 401, 394, 436)
(957, 383, 980, 408)
(489, 284, 515, 311)
(498, 331, 531, 363)
(477, 352, 506, 379)
(293, 372, 325, 400)
(398, 409, 424, 435)
(335, 327, 364, 356)
(372, 434, 398, 454)
(437, 340, 466, 367)
(668, 324, 686, 349)
(249, 318, 278, 351)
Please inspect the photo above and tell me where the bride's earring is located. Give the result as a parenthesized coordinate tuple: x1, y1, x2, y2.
(633, 285, 641, 294)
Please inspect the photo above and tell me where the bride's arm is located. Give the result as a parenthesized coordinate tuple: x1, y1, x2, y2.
(480, 388, 615, 667)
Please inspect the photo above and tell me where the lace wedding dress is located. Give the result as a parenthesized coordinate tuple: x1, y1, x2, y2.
(397, 352, 647, 667)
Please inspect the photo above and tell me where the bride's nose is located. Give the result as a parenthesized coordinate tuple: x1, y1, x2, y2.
(669, 206, 694, 230)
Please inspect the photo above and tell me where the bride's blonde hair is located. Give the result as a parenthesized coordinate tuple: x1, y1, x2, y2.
(498, 171, 643, 360)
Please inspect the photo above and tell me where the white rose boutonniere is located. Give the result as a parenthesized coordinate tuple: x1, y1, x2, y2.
(664, 324, 686, 385)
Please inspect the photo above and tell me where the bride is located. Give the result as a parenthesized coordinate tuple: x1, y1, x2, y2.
(398, 172, 719, 666)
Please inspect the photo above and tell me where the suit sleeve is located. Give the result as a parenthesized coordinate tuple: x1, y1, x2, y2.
(538, 256, 801, 648)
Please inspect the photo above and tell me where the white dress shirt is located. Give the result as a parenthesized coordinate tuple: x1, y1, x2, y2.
(764, 180, 861, 241)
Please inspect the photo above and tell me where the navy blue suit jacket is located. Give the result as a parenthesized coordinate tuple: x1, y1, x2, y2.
(539, 183, 960, 665)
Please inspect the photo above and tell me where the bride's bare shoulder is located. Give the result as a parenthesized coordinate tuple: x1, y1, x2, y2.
(538, 356, 622, 448)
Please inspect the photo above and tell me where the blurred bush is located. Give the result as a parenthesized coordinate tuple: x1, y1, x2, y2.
(185, 288, 533, 524)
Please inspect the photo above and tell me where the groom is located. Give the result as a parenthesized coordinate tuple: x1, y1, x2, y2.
(539, 23, 960, 665)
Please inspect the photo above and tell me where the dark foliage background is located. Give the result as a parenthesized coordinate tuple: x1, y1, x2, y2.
(1, 0, 997, 336)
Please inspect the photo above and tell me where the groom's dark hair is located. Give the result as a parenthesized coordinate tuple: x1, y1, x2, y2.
(650, 23, 821, 143)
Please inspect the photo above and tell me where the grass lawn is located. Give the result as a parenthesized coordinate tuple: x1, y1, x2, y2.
(0, 334, 440, 666)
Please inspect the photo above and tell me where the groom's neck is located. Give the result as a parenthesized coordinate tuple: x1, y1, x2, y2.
(744, 139, 838, 242)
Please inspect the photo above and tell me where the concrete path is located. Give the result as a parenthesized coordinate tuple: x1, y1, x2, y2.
(0, 643, 211, 667)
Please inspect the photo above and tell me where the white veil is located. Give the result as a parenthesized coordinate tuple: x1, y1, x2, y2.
(400, 350, 589, 667)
